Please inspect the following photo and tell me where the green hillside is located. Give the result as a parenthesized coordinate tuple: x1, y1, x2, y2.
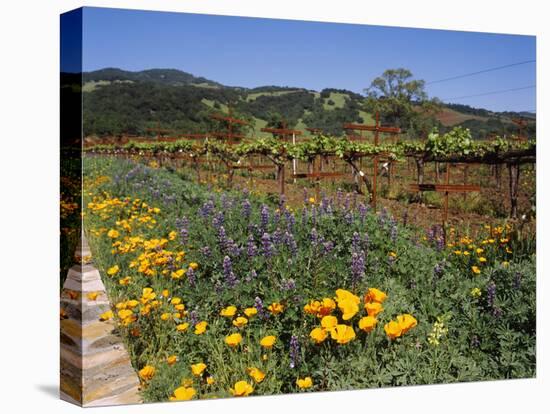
(76, 68, 536, 140)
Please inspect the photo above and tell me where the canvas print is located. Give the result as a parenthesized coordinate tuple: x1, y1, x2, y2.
(60, 7, 536, 407)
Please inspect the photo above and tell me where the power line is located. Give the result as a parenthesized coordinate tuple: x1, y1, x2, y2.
(426, 59, 535, 85)
(443, 84, 535, 101)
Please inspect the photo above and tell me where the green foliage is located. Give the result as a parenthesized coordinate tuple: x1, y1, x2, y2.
(82, 156, 536, 402)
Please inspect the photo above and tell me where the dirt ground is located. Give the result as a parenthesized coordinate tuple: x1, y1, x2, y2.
(200, 157, 536, 239)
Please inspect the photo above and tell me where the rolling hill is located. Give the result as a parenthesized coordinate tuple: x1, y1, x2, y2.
(76, 68, 536, 140)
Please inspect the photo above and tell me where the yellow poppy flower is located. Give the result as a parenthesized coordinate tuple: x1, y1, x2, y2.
(107, 265, 119, 276)
(358, 316, 377, 333)
(169, 386, 196, 401)
(335, 289, 360, 305)
(220, 306, 237, 317)
(320, 315, 338, 331)
(230, 380, 254, 397)
(472, 266, 481, 275)
(176, 323, 189, 332)
(296, 377, 313, 389)
(118, 276, 131, 286)
(233, 316, 248, 328)
(338, 299, 359, 320)
(365, 302, 383, 317)
(310, 327, 328, 344)
(138, 365, 155, 381)
(365, 288, 387, 304)
(194, 321, 208, 335)
(244, 307, 258, 317)
(247, 367, 266, 383)
(268, 302, 284, 315)
(99, 310, 114, 321)
(260, 335, 276, 349)
(330, 324, 356, 344)
(396, 314, 417, 334)
(304, 300, 321, 315)
(191, 362, 207, 377)
(166, 355, 177, 366)
(225, 333, 242, 347)
(87, 292, 99, 301)
(384, 320, 403, 340)
(107, 229, 119, 238)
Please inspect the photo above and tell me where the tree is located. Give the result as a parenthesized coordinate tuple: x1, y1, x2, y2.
(364, 68, 441, 139)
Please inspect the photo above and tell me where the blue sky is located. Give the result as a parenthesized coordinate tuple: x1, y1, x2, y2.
(78, 7, 536, 112)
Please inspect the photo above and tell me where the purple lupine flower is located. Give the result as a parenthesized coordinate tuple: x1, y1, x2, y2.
(248, 223, 260, 237)
(426, 227, 435, 244)
(198, 200, 214, 219)
(223, 255, 238, 287)
(436, 236, 444, 251)
(378, 208, 388, 226)
(344, 194, 351, 211)
(281, 278, 296, 291)
(273, 209, 281, 226)
(218, 226, 229, 252)
(323, 241, 334, 255)
(254, 296, 269, 319)
(492, 307, 502, 318)
(344, 212, 353, 225)
(175, 216, 189, 245)
(245, 269, 257, 282)
(272, 228, 282, 246)
(242, 199, 252, 219)
(310, 205, 317, 226)
(390, 223, 398, 244)
(351, 251, 365, 286)
(247, 234, 258, 257)
(320, 195, 330, 214)
(487, 281, 496, 308)
(336, 188, 343, 207)
(363, 233, 370, 251)
(470, 335, 480, 348)
(200, 246, 211, 258)
(303, 188, 309, 205)
(212, 211, 224, 230)
(187, 267, 195, 287)
(284, 232, 298, 257)
(301, 207, 308, 226)
(433, 262, 444, 279)
(220, 194, 231, 211)
(228, 240, 242, 257)
(261, 232, 273, 258)
(352, 232, 361, 252)
(289, 335, 300, 369)
(352, 191, 358, 209)
(284, 209, 295, 232)
(189, 310, 198, 326)
(260, 205, 269, 231)
(358, 203, 367, 223)
(310, 228, 319, 247)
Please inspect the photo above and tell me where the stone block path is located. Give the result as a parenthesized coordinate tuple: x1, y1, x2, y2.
(60, 231, 142, 406)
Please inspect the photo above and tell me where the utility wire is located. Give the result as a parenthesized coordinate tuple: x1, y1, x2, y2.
(426, 59, 535, 85)
(443, 85, 535, 101)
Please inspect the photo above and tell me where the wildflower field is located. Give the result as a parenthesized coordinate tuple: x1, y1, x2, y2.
(82, 156, 535, 402)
